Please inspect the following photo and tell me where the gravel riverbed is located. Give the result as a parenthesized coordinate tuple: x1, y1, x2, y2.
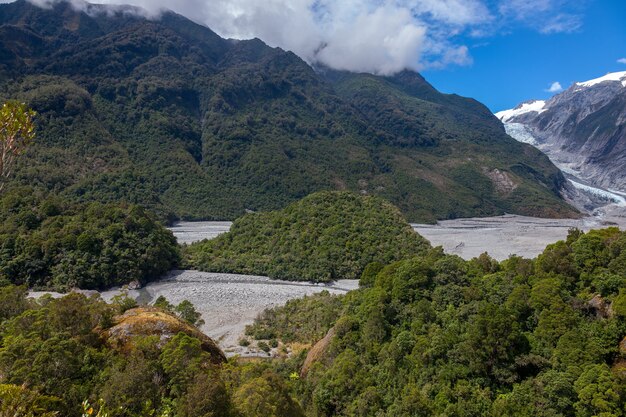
(172, 206, 626, 262)
(30, 208, 625, 356)
(30, 270, 358, 357)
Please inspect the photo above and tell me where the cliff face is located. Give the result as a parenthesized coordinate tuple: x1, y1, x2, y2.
(497, 72, 626, 193)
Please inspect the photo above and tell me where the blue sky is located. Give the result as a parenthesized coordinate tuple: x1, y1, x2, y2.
(422, 0, 626, 111)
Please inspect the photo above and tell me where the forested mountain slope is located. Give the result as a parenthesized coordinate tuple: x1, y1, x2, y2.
(0, 0, 576, 222)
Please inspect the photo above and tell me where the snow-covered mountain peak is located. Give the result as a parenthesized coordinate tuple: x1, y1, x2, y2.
(495, 100, 547, 123)
(575, 71, 626, 89)
(495, 69, 626, 195)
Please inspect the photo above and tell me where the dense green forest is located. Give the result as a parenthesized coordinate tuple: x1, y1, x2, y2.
(3, 225, 625, 416)
(0, 188, 179, 290)
(0, 288, 304, 417)
(184, 191, 431, 282)
(0, 0, 577, 222)
(247, 227, 626, 416)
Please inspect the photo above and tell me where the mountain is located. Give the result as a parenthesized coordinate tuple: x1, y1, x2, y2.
(0, 0, 576, 222)
(496, 71, 626, 195)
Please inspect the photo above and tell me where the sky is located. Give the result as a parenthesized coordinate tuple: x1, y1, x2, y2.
(3, 0, 625, 111)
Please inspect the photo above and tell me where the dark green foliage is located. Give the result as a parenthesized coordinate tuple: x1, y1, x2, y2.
(0, 288, 304, 417)
(0, 188, 179, 290)
(153, 295, 205, 326)
(175, 300, 204, 327)
(0, 1, 576, 223)
(256, 228, 626, 416)
(185, 191, 431, 282)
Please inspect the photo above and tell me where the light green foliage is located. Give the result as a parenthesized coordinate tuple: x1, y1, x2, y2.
(153, 296, 204, 326)
(574, 364, 623, 417)
(0, 384, 59, 417)
(185, 191, 431, 282)
(153, 295, 174, 312)
(233, 371, 305, 417)
(0, 101, 36, 191)
(175, 300, 204, 327)
(0, 284, 30, 321)
(0, 290, 303, 417)
(246, 291, 343, 343)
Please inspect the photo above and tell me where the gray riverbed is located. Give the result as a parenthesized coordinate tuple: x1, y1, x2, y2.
(30, 208, 625, 356)
(30, 270, 358, 356)
(171, 207, 626, 261)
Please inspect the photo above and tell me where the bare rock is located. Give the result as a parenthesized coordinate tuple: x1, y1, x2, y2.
(588, 294, 614, 319)
(483, 168, 518, 194)
(301, 327, 335, 377)
(102, 307, 226, 364)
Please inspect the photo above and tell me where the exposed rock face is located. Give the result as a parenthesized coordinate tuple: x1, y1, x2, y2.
(301, 327, 335, 377)
(588, 294, 614, 319)
(496, 72, 626, 193)
(103, 307, 227, 363)
(483, 168, 518, 194)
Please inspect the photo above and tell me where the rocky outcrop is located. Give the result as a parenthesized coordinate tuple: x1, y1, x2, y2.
(103, 307, 227, 364)
(588, 294, 614, 319)
(301, 327, 335, 377)
(483, 168, 518, 194)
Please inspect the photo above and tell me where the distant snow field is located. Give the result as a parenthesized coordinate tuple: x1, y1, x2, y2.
(568, 180, 626, 207)
(575, 71, 626, 88)
(495, 100, 547, 122)
(502, 122, 540, 146)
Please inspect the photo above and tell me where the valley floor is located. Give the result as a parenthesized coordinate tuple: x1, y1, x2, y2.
(31, 209, 625, 356)
(30, 270, 358, 357)
(173, 207, 626, 261)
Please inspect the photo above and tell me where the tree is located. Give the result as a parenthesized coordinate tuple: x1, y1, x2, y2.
(0, 101, 36, 192)
(175, 300, 204, 327)
(0, 384, 59, 417)
(153, 295, 174, 312)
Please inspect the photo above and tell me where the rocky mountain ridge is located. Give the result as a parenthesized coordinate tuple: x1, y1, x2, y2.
(496, 71, 626, 195)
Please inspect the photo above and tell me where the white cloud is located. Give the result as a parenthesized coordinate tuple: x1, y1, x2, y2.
(498, 0, 584, 34)
(618, 58, 626, 65)
(540, 13, 582, 34)
(545, 81, 563, 93)
(0, 0, 589, 75)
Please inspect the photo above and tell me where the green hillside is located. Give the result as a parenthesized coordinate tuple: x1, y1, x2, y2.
(0, 289, 303, 417)
(0, 0, 576, 222)
(184, 191, 431, 281)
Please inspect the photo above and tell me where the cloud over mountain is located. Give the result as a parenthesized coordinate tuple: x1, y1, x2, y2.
(2, 0, 587, 75)
(546, 81, 563, 93)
